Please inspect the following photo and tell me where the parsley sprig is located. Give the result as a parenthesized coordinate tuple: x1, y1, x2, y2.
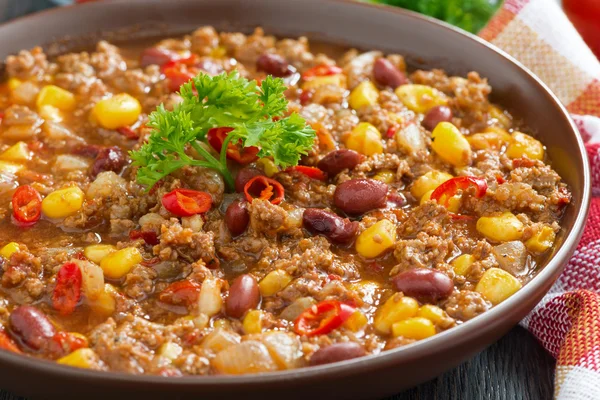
(131, 71, 315, 191)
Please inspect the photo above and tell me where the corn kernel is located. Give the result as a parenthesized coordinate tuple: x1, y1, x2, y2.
(210, 46, 227, 58)
(36, 85, 76, 111)
(84, 244, 117, 264)
(526, 226, 556, 253)
(349, 80, 379, 110)
(420, 189, 434, 205)
(38, 105, 63, 123)
(158, 342, 183, 361)
(431, 122, 472, 167)
(92, 93, 142, 130)
(259, 270, 293, 297)
(57, 348, 97, 369)
(411, 170, 453, 199)
(373, 170, 395, 184)
(420, 188, 460, 212)
(243, 310, 263, 334)
(506, 132, 544, 161)
(213, 319, 231, 330)
(356, 219, 397, 259)
(256, 158, 279, 177)
(451, 254, 475, 276)
(301, 74, 347, 90)
(344, 310, 368, 332)
(417, 305, 447, 325)
(476, 212, 524, 242)
(392, 317, 436, 339)
(0, 161, 24, 174)
(467, 128, 512, 150)
(395, 84, 448, 114)
(100, 247, 142, 279)
(7, 78, 22, 91)
(346, 122, 383, 156)
(488, 105, 512, 128)
(374, 294, 419, 334)
(42, 186, 85, 219)
(476, 267, 522, 305)
(0, 142, 31, 163)
(0, 242, 20, 259)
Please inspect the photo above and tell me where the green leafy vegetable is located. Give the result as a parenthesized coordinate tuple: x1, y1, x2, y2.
(130, 72, 316, 191)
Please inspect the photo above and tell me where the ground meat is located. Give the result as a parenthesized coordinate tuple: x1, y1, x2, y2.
(276, 172, 334, 208)
(233, 28, 275, 64)
(391, 232, 455, 276)
(6, 47, 51, 80)
(156, 220, 218, 267)
(190, 26, 219, 55)
(444, 290, 491, 321)
(123, 265, 157, 300)
(248, 199, 288, 236)
(1, 249, 43, 301)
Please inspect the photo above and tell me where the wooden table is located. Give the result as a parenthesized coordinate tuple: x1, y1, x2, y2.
(0, 326, 555, 400)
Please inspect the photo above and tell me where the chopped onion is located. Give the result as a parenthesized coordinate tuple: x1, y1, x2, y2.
(396, 123, 426, 154)
(201, 328, 240, 353)
(259, 331, 303, 370)
(74, 259, 105, 300)
(492, 241, 528, 276)
(212, 341, 278, 375)
(198, 277, 223, 317)
(279, 297, 316, 321)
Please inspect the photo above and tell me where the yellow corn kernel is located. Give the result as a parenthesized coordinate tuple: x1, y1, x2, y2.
(301, 74, 347, 90)
(356, 219, 397, 259)
(373, 170, 395, 184)
(349, 80, 379, 110)
(344, 310, 368, 332)
(506, 132, 544, 161)
(57, 348, 97, 369)
(346, 122, 383, 156)
(259, 270, 293, 297)
(526, 226, 556, 253)
(392, 317, 436, 340)
(84, 244, 117, 264)
(0, 161, 24, 174)
(488, 105, 512, 128)
(7, 78, 22, 91)
(420, 189, 434, 205)
(395, 84, 448, 114)
(467, 128, 512, 150)
(213, 319, 231, 330)
(420, 188, 460, 213)
(100, 247, 142, 279)
(42, 186, 85, 219)
(476, 267, 522, 305)
(374, 294, 419, 334)
(243, 310, 263, 334)
(88, 286, 116, 316)
(451, 254, 475, 276)
(411, 170, 453, 199)
(158, 342, 183, 361)
(38, 105, 63, 123)
(0, 142, 31, 163)
(256, 158, 279, 177)
(210, 46, 227, 58)
(417, 305, 447, 325)
(92, 93, 142, 130)
(0, 242, 20, 259)
(36, 85, 76, 111)
(431, 122, 472, 167)
(476, 212, 524, 242)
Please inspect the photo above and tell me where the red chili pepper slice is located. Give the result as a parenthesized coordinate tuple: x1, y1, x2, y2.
(430, 176, 487, 220)
(129, 230, 159, 246)
(52, 262, 82, 316)
(294, 300, 355, 336)
(0, 330, 21, 354)
(244, 176, 285, 205)
(51, 331, 88, 355)
(206, 127, 260, 164)
(161, 54, 198, 73)
(302, 64, 343, 80)
(159, 280, 201, 307)
(291, 166, 326, 181)
(164, 66, 197, 93)
(12, 185, 42, 226)
(162, 189, 212, 217)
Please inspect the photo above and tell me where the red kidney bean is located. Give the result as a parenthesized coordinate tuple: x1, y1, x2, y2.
(422, 106, 454, 131)
(392, 269, 454, 302)
(226, 274, 260, 318)
(73, 144, 103, 158)
(139, 47, 178, 68)
(317, 149, 362, 177)
(256, 53, 294, 77)
(334, 179, 388, 215)
(309, 342, 366, 366)
(373, 58, 408, 89)
(234, 167, 264, 193)
(303, 208, 358, 244)
(91, 146, 127, 177)
(9, 306, 56, 352)
(225, 200, 250, 237)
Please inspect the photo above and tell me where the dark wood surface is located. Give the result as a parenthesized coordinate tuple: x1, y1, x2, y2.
(0, 326, 555, 400)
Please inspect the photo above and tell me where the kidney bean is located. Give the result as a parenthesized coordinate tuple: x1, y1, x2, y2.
(256, 53, 294, 77)
(303, 208, 358, 244)
(234, 167, 264, 193)
(226, 274, 260, 318)
(422, 106, 454, 131)
(139, 47, 178, 68)
(317, 149, 362, 177)
(73, 144, 103, 158)
(225, 200, 250, 237)
(309, 342, 367, 366)
(9, 306, 56, 352)
(334, 179, 388, 215)
(392, 269, 454, 302)
(91, 146, 127, 177)
(373, 58, 407, 89)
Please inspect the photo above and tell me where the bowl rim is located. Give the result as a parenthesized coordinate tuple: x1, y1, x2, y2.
(0, 0, 591, 388)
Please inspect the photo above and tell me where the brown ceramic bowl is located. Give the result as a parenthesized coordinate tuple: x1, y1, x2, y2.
(0, 0, 591, 399)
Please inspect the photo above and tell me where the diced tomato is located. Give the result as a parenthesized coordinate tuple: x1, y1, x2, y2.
(244, 176, 285, 205)
(161, 54, 198, 73)
(162, 189, 212, 217)
(165, 67, 197, 93)
(294, 300, 355, 336)
(496, 175, 506, 184)
(117, 126, 140, 140)
(386, 125, 398, 139)
(129, 230, 159, 246)
(52, 263, 83, 316)
(206, 127, 260, 164)
(51, 331, 88, 355)
(159, 280, 201, 307)
(11, 185, 42, 227)
(302, 64, 343, 80)
(0, 331, 21, 354)
(291, 166, 326, 181)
